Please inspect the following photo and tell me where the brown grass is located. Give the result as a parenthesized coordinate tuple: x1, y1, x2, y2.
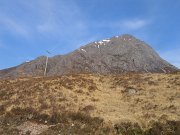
(0, 73, 180, 134)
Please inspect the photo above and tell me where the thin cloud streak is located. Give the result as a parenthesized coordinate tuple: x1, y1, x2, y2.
(122, 19, 150, 30)
(89, 18, 151, 32)
(0, 0, 89, 40)
(0, 15, 29, 37)
(33, 0, 88, 38)
(0, 0, 151, 45)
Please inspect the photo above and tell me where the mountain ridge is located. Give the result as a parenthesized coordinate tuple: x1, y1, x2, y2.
(0, 34, 179, 78)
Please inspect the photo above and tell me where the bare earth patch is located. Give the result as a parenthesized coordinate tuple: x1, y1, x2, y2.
(17, 121, 50, 135)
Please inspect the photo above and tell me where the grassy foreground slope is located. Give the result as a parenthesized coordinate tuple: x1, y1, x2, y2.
(0, 73, 179, 134)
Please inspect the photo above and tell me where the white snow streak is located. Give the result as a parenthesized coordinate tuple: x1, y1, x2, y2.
(102, 39, 110, 43)
(81, 49, 86, 52)
(98, 41, 104, 45)
(97, 39, 111, 45)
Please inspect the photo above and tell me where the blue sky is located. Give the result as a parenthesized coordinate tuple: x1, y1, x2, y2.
(0, 0, 180, 69)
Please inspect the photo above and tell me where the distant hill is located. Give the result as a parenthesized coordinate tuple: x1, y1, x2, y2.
(0, 34, 178, 78)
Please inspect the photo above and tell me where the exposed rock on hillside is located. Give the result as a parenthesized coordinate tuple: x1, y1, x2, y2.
(0, 34, 178, 78)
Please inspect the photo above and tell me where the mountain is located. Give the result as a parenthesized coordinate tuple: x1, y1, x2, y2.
(0, 34, 178, 78)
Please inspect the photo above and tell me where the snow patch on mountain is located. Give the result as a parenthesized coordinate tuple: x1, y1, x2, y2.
(81, 49, 86, 52)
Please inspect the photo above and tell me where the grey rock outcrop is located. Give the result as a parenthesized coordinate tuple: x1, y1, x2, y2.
(0, 34, 178, 78)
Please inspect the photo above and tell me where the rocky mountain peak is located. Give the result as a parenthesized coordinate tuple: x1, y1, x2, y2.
(0, 34, 178, 78)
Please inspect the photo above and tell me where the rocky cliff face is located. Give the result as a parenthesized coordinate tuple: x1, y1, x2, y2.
(0, 34, 178, 78)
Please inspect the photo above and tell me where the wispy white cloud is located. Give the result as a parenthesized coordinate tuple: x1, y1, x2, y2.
(90, 18, 151, 32)
(34, 0, 59, 33)
(121, 19, 150, 30)
(32, 0, 88, 38)
(0, 15, 29, 37)
(0, 0, 89, 41)
(0, 0, 151, 45)
(0, 0, 152, 54)
(37, 21, 57, 33)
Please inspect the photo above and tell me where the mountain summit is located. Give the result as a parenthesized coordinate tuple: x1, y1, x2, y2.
(0, 34, 178, 78)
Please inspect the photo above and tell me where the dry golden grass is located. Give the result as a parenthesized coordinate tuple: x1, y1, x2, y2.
(0, 73, 179, 134)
